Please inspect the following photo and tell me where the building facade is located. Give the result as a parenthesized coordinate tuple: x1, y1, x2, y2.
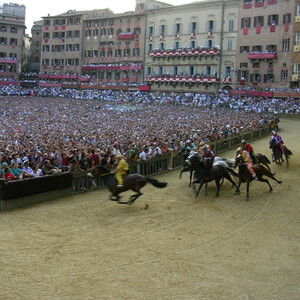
(80, 12, 146, 85)
(236, 0, 294, 89)
(0, 3, 26, 79)
(292, 0, 300, 88)
(144, 0, 239, 92)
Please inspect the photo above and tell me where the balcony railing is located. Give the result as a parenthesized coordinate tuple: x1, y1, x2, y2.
(248, 52, 277, 60)
(148, 47, 220, 58)
(81, 64, 142, 71)
(0, 58, 17, 64)
(145, 75, 220, 84)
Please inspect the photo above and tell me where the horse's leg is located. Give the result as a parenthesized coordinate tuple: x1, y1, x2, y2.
(246, 181, 250, 200)
(215, 179, 221, 197)
(224, 172, 238, 189)
(110, 192, 120, 201)
(196, 182, 204, 198)
(257, 177, 273, 192)
(189, 170, 193, 187)
(234, 180, 242, 195)
(119, 192, 142, 205)
(204, 182, 208, 196)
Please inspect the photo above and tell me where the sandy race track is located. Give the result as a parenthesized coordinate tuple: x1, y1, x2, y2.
(0, 118, 299, 300)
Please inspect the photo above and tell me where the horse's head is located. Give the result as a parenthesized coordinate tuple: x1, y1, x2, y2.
(234, 153, 243, 168)
(87, 165, 110, 178)
(269, 138, 276, 149)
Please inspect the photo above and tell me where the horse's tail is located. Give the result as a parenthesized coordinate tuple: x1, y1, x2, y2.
(226, 167, 238, 179)
(146, 177, 168, 188)
(285, 147, 293, 156)
(262, 155, 271, 164)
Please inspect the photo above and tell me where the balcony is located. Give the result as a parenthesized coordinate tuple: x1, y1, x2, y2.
(145, 75, 220, 84)
(248, 52, 277, 60)
(117, 32, 136, 40)
(223, 77, 232, 84)
(81, 64, 142, 71)
(0, 58, 17, 64)
(148, 47, 220, 58)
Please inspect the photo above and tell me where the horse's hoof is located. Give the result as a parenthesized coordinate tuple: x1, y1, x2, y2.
(278, 181, 282, 184)
(233, 191, 240, 195)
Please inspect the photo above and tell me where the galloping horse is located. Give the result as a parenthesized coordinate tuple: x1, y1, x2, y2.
(192, 158, 238, 198)
(180, 151, 236, 187)
(88, 166, 167, 205)
(233, 153, 282, 200)
(269, 139, 292, 168)
(254, 153, 272, 171)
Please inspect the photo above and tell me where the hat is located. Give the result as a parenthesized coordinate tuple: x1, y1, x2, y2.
(117, 155, 123, 159)
(24, 160, 29, 164)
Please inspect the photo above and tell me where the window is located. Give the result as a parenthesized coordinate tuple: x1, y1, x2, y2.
(176, 23, 181, 33)
(191, 22, 197, 32)
(254, 16, 264, 27)
(240, 63, 248, 68)
(268, 15, 278, 25)
(283, 13, 291, 24)
(295, 32, 300, 45)
(252, 62, 259, 68)
(227, 40, 233, 51)
(282, 39, 290, 51)
(159, 43, 165, 50)
(263, 74, 274, 83)
(208, 20, 214, 31)
(149, 26, 154, 35)
(228, 19, 234, 32)
(241, 17, 251, 28)
(240, 46, 250, 53)
(280, 70, 288, 81)
(296, 4, 300, 16)
(252, 45, 262, 52)
(160, 24, 165, 35)
(266, 45, 276, 52)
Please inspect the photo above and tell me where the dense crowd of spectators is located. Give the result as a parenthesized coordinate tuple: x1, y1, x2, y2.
(0, 87, 298, 182)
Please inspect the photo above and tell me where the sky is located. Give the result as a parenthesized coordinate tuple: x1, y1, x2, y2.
(0, 0, 194, 35)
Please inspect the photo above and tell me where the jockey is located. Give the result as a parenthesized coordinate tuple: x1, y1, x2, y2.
(236, 147, 258, 180)
(200, 145, 215, 180)
(241, 140, 256, 163)
(270, 131, 284, 160)
(112, 155, 129, 188)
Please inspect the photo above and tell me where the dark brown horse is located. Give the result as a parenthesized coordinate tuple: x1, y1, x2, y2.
(254, 153, 271, 171)
(88, 166, 167, 205)
(233, 154, 282, 200)
(269, 139, 293, 168)
(192, 158, 238, 198)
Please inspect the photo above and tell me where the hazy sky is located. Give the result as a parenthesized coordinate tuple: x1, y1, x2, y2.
(0, 0, 194, 34)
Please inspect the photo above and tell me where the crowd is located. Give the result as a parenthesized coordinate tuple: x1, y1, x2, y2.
(0, 87, 297, 182)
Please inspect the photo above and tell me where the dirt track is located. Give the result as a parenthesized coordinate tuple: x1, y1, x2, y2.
(0, 118, 299, 300)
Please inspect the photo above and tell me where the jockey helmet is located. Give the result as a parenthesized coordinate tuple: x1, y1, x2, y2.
(202, 145, 207, 151)
(272, 131, 277, 135)
(241, 140, 246, 144)
(186, 140, 191, 144)
(236, 147, 243, 153)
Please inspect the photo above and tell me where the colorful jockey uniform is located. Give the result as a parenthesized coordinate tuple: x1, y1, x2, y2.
(236, 147, 258, 180)
(113, 155, 129, 187)
(201, 145, 215, 179)
(270, 131, 284, 160)
(241, 140, 256, 163)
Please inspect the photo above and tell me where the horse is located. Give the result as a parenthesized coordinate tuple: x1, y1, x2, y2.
(233, 153, 282, 200)
(180, 151, 236, 187)
(192, 158, 238, 198)
(269, 139, 292, 168)
(87, 166, 167, 205)
(254, 153, 272, 171)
